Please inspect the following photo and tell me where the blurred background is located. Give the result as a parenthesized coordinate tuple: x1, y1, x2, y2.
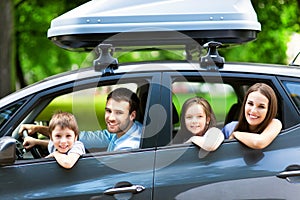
(1, 0, 300, 98)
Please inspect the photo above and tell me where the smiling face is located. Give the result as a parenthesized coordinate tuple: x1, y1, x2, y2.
(105, 98, 136, 138)
(51, 126, 77, 154)
(244, 91, 269, 131)
(184, 103, 209, 136)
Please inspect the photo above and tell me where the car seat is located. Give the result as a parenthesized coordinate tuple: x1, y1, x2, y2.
(224, 103, 241, 125)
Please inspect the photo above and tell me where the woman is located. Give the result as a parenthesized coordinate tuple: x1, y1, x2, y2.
(174, 97, 224, 151)
(222, 83, 282, 149)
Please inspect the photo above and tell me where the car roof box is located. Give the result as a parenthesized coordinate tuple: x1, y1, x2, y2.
(47, 0, 261, 51)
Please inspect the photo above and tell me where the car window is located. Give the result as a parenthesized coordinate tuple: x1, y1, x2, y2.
(17, 81, 149, 159)
(0, 101, 25, 128)
(35, 83, 140, 129)
(171, 81, 237, 143)
(282, 81, 300, 112)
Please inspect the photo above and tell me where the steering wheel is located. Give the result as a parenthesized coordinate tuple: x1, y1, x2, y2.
(19, 129, 43, 159)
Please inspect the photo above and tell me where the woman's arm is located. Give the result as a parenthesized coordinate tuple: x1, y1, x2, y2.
(231, 119, 282, 149)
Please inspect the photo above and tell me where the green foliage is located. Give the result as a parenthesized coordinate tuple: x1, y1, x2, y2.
(116, 49, 185, 63)
(15, 0, 300, 85)
(15, 0, 89, 84)
(223, 0, 300, 64)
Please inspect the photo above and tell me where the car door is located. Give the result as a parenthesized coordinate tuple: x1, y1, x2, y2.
(152, 72, 300, 199)
(154, 128, 300, 200)
(0, 150, 155, 199)
(0, 73, 162, 200)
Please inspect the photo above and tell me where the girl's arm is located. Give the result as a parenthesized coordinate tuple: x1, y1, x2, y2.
(46, 151, 81, 169)
(185, 127, 224, 151)
(231, 119, 282, 149)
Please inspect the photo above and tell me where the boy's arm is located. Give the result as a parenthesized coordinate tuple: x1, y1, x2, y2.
(46, 151, 81, 169)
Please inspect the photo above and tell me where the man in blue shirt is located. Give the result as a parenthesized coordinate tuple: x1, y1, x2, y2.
(20, 88, 143, 152)
(79, 88, 142, 151)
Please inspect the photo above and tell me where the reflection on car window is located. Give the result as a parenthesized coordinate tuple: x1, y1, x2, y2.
(283, 81, 300, 111)
(0, 101, 24, 127)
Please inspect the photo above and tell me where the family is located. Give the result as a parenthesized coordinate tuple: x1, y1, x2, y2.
(19, 83, 282, 169)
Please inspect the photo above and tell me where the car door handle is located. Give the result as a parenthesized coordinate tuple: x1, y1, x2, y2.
(277, 170, 300, 179)
(277, 164, 300, 183)
(104, 182, 145, 195)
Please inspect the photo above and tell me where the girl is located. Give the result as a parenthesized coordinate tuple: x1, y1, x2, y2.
(174, 97, 224, 151)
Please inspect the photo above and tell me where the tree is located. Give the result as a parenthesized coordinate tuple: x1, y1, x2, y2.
(15, 0, 89, 87)
(0, 0, 15, 98)
(223, 0, 300, 64)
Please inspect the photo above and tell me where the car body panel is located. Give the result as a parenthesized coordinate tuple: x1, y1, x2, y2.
(154, 126, 300, 199)
(0, 150, 155, 199)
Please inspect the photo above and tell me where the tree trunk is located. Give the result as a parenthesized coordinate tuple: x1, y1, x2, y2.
(0, 0, 15, 98)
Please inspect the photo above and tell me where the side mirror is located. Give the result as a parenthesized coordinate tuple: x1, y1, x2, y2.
(0, 136, 16, 165)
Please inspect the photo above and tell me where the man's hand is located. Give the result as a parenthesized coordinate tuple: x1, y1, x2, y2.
(19, 124, 38, 136)
(23, 136, 38, 150)
(18, 124, 50, 137)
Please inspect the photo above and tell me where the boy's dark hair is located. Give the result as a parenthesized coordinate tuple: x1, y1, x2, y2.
(49, 111, 79, 138)
(107, 88, 140, 114)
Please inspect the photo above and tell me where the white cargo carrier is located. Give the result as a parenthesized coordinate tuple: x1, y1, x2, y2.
(47, 0, 261, 50)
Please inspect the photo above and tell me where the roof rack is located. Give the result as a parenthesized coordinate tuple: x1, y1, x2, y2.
(200, 41, 224, 70)
(93, 44, 118, 75)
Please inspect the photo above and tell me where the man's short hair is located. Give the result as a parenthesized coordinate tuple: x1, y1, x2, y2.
(107, 88, 140, 114)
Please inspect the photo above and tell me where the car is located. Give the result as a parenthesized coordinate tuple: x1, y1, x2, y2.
(2, 0, 300, 199)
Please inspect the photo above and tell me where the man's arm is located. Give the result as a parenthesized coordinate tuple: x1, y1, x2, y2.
(19, 124, 50, 137)
(23, 136, 49, 149)
(79, 130, 111, 150)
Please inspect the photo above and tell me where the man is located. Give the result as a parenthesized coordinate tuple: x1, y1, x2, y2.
(20, 88, 143, 152)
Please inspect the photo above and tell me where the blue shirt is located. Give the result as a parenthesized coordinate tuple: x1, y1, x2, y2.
(79, 121, 143, 152)
(222, 121, 238, 139)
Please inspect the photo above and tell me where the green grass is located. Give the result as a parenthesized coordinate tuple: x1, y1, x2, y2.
(36, 95, 107, 131)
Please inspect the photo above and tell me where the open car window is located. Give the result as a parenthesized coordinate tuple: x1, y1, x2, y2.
(171, 81, 237, 144)
(15, 81, 149, 160)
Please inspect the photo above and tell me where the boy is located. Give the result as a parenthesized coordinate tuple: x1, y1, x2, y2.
(45, 111, 85, 169)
